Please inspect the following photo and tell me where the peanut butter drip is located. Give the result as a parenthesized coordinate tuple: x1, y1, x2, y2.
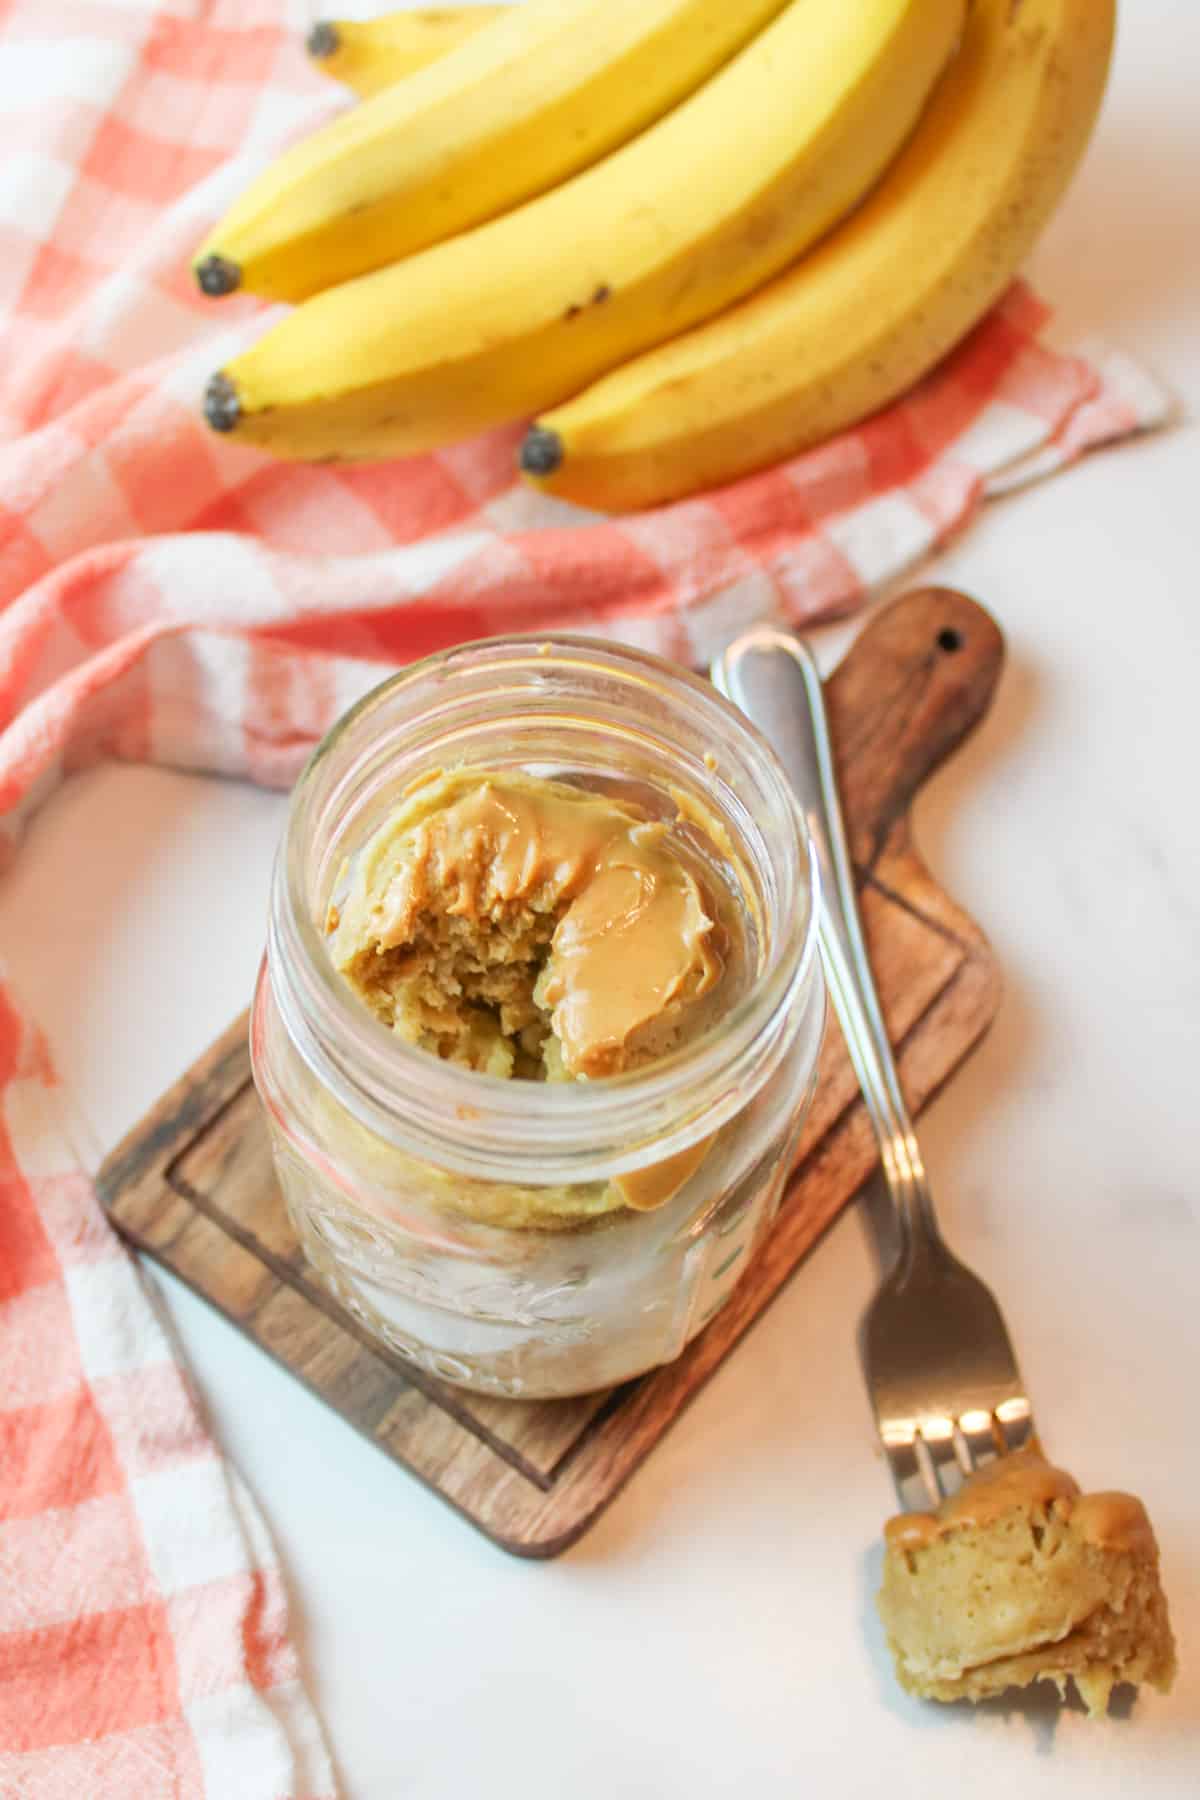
(1070, 1492, 1158, 1558)
(885, 1447, 1157, 1557)
(332, 770, 724, 1080)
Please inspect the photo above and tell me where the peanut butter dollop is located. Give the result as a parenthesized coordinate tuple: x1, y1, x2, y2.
(330, 769, 725, 1081)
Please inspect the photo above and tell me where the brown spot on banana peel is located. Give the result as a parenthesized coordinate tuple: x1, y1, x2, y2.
(741, 210, 780, 252)
(563, 283, 612, 322)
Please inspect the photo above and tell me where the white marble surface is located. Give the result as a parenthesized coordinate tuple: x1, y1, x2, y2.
(3, 3, 1199, 1794)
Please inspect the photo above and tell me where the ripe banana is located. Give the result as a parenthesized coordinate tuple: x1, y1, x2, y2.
(203, 0, 965, 460)
(521, 0, 1115, 512)
(306, 10, 507, 98)
(194, 0, 793, 302)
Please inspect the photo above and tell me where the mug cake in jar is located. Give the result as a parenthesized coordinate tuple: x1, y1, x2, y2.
(251, 636, 823, 1398)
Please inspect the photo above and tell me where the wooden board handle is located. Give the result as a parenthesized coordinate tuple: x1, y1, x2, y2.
(823, 587, 1005, 872)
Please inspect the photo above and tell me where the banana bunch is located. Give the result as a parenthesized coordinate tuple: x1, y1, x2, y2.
(197, 0, 1115, 512)
(194, 0, 792, 298)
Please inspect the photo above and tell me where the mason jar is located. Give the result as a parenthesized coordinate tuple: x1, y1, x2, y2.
(250, 635, 824, 1399)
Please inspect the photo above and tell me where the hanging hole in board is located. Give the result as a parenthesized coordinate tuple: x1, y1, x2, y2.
(937, 627, 963, 654)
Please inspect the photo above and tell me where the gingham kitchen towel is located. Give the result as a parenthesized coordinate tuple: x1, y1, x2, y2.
(0, 988, 335, 1797)
(0, 0, 1171, 1790)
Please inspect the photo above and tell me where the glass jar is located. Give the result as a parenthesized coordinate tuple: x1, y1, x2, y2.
(250, 636, 824, 1399)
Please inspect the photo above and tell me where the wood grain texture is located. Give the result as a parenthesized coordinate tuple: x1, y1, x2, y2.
(97, 587, 1005, 1557)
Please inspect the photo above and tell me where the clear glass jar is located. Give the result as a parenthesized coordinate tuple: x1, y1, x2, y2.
(250, 636, 824, 1399)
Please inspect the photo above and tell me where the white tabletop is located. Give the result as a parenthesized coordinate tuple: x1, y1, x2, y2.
(3, 3, 1198, 1794)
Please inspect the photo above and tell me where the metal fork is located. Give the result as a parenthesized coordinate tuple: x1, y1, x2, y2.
(712, 625, 1034, 1513)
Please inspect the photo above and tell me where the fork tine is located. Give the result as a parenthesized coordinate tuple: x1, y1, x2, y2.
(951, 1422, 974, 1478)
(919, 1417, 965, 1502)
(883, 1402, 1037, 1514)
(882, 1425, 941, 1513)
(957, 1407, 1004, 1473)
(996, 1396, 1035, 1454)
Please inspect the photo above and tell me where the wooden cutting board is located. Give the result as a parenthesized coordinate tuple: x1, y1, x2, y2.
(98, 587, 1004, 1558)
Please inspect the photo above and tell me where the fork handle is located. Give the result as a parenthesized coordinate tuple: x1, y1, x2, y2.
(713, 626, 940, 1265)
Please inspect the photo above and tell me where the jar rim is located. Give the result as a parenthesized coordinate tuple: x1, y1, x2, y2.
(269, 633, 821, 1184)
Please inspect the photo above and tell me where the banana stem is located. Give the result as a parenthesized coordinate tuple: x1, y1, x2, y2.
(520, 428, 564, 477)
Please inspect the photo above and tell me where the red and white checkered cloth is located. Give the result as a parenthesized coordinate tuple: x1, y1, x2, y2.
(0, 0, 1171, 1791)
(0, 990, 333, 1798)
